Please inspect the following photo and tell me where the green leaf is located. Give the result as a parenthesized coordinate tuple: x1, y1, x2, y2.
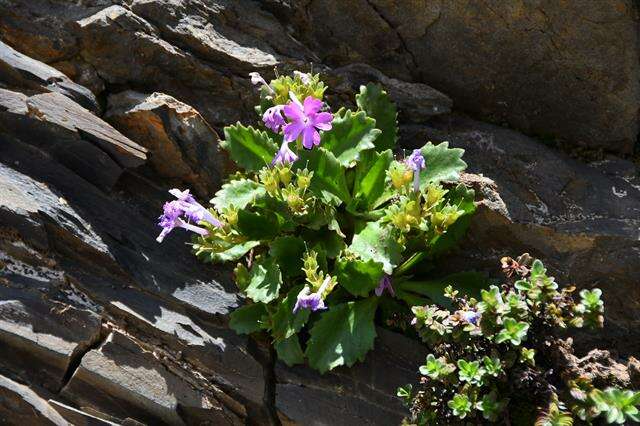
(495, 317, 529, 346)
(320, 109, 380, 167)
(229, 303, 268, 334)
(302, 229, 345, 259)
(197, 240, 260, 263)
(356, 83, 398, 151)
(396, 272, 491, 309)
(306, 298, 379, 373)
(221, 124, 278, 171)
(269, 236, 306, 278)
(295, 148, 350, 205)
(419, 142, 467, 188)
(351, 149, 393, 210)
(428, 184, 476, 257)
(244, 256, 282, 304)
(275, 335, 305, 366)
(211, 179, 266, 211)
(349, 221, 403, 275)
(271, 286, 310, 341)
(334, 257, 384, 297)
(237, 209, 280, 240)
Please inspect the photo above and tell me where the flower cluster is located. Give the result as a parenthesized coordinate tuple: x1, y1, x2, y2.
(397, 255, 638, 425)
(154, 71, 473, 373)
(156, 189, 221, 242)
(252, 70, 332, 165)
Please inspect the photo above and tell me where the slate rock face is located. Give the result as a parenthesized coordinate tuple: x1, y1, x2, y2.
(293, 0, 640, 154)
(0, 1, 638, 425)
(0, 40, 98, 113)
(401, 115, 640, 355)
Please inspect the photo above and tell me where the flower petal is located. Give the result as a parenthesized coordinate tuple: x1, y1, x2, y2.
(302, 126, 320, 149)
(283, 102, 304, 122)
(283, 121, 304, 143)
(303, 96, 323, 115)
(312, 112, 333, 131)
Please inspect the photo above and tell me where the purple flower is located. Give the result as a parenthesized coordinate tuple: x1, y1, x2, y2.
(461, 310, 480, 326)
(293, 287, 326, 313)
(272, 141, 298, 166)
(405, 149, 426, 192)
(283, 93, 333, 150)
(262, 105, 286, 132)
(168, 189, 221, 227)
(375, 275, 395, 297)
(293, 70, 311, 84)
(156, 189, 221, 243)
(293, 276, 332, 313)
(249, 72, 274, 94)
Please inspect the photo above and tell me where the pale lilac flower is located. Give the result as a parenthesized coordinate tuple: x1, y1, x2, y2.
(168, 189, 221, 227)
(405, 149, 426, 192)
(272, 141, 298, 165)
(375, 275, 395, 297)
(293, 287, 326, 313)
(293, 276, 332, 313)
(461, 310, 480, 326)
(283, 93, 333, 150)
(156, 189, 221, 242)
(156, 201, 209, 242)
(293, 70, 311, 84)
(262, 105, 286, 132)
(249, 71, 274, 94)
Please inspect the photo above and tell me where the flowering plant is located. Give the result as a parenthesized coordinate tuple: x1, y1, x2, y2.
(157, 71, 473, 373)
(398, 255, 638, 425)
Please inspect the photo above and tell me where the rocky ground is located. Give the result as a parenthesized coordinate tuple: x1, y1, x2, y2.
(0, 1, 638, 425)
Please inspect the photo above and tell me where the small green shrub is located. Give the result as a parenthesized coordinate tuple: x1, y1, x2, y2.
(398, 254, 638, 425)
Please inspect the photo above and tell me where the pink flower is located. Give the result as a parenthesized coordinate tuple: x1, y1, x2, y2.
(283, 93, 333, 150)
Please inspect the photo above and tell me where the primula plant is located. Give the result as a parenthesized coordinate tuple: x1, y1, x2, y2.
(156, 70, 474, 373)
(398, 254, 640, 425)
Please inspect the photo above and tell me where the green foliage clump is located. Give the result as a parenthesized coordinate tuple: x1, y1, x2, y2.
(398, 254, 638, 425)
(195, 73, 474, 372)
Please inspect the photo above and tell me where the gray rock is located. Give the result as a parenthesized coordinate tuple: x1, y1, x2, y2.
(275, 328, 427, 425)
(401, 115, 640, 355)
(327, 63, 453, 121)
(48, 400, 120, 426)
(0, 40, 98, 112)
(293, 0, 640, 154)
(61, 331, 242, 425)
(106, 91, 225, 198)
(0, 286, 102, 391)
(0, 87, 147, 190)
(0, 374, 70, 425)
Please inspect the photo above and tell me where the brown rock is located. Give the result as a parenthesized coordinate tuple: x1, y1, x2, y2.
(61, 331, 242, 425)
(106, 91, 224, 198)
(402, 115, 640, 355)
(0, 40, 98, 112)
(0, 87, 147, 189)
(275, 328, 427, 425)
(0, 374, 70, 426)
(0, 285, 102, 391)
(295, 0, 640, 154)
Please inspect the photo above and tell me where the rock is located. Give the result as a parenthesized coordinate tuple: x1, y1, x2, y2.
(61, 331, 242, 425)
(401, 115, 640, 356)
(327, 63, 453, 122)
(294, 0, 640, 154)
(0, 374, 70, 425)
(275, 328, 427, 425)
(0, 40, 99, 112)
(0, 286, 102, 391)
(106, 91, 224, 198)
(0, 86, 147, 190)
(47, 400, 121, 426)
